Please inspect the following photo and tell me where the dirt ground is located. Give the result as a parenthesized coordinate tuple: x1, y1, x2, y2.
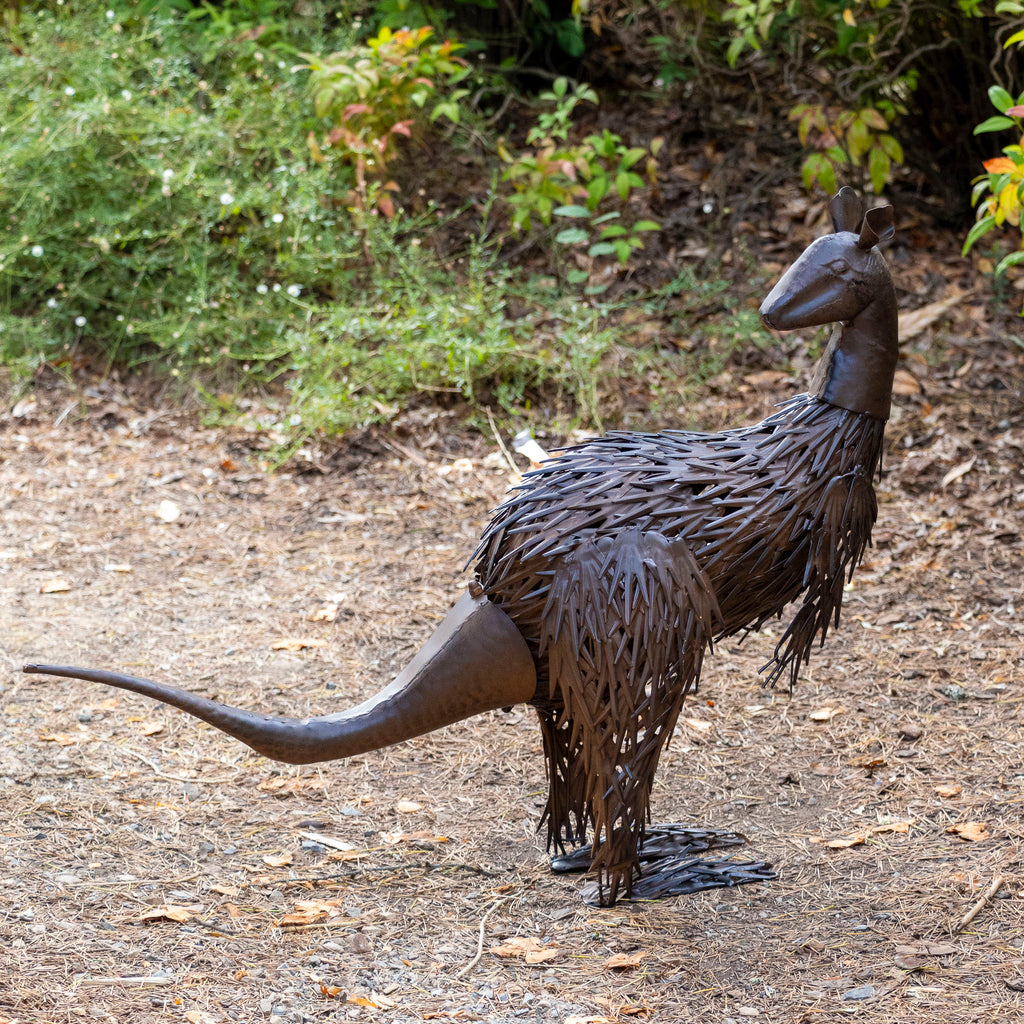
(2, 297, 1023, 1024)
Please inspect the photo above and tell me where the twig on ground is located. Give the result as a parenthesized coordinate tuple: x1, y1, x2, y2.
(958, 875, 1004, 931)
(120, 747, 238, 784)
(458, 896, 510, 977)
(485, 407, 520, 477)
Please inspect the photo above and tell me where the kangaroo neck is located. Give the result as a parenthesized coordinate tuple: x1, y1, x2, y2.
(811, 283, 898, 422)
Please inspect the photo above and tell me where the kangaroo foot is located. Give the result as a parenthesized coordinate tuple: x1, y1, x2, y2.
(550, 824, 775, 905)
(550, 824, 749, 874)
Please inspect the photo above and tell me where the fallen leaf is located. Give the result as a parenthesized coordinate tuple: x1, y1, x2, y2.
(225, 903, 241, 919)
(347, 996, 378, 1008)
(491, 936, 560, 963)
(894, 941, 958, 956)
(871, 821, 912, 835)
(307, 604, 338, 622)
(261, 852, 294, 867)
(743, 370, 790, 389)
(681, 716, 712, 732)
(396, 800, 422, 814)
(139, 904, 196, 923)
(602, 950, 645, 969)
(934, 783, 962, 798)
(891, 368, 921, 396)
(897, 293, 963, 340)
(565, 1017, 614, 1024)
(320, 983, 343, 998)
(139, 721, 164, 737)
(40, 579, 72, 594)
(812, 831, 867, 849)
(947, 821, 989, 842)
(940, 457, 976, 489)
(209, 883, 239, 897)
(38, 732, 79, 746)
(103, 563, 133, 573)
(270, 638, 327, 651)
(808, 707, 843, 722)
(156, 500, 181, 523)
(257, 775, 326, 794)
(184, 1012, 219, 1024)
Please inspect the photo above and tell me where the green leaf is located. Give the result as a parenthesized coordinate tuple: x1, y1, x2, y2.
(632, 220, 661, 232)
(599, 224, 628, 238)
(974, 115, 1016, 134)
(1004, 28, 1024, 47)
(614, 239, 631, 262)
(592, 211, 620, 224)
(879, 134, 904, 162)
(618, 148, 647, 170)
(962, 213, 997, 255)
(615, 170, 631, 201)
(995, 249, 1024, 275)
(566, 268, 590, 283)
(868, 146, 890, 194)
(989, 84, 1014, 113)
(553, 205, 591, 218)
(555, 227, 589, 245)
(587, 241, 617, 257)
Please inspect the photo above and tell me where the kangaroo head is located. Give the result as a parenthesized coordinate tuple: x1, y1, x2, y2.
(760, 188, 895, 332)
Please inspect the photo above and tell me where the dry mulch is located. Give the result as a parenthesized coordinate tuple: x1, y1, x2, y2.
(1, 300, 1023, 1024)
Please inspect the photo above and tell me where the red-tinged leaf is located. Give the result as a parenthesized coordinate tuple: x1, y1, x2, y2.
(984, 157, 1017, 174)
(378, 193, 395, 219)
(390, 121, 413, 137)
(1007, 105, 1024, 116)
(342, 103, 372, 121)
(320, 983, 343, 998)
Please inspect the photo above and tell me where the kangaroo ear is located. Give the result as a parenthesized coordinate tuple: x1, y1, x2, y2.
(857, 204, 895, 250)
(831, 186, 863, 233)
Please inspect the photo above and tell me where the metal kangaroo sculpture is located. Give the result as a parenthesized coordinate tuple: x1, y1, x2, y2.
(24, 187, 898, 907)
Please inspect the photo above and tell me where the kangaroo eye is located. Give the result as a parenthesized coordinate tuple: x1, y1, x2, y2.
(825, 257, 850, 275)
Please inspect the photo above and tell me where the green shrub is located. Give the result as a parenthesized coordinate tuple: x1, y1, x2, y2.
(499, 77, 662, 289)
(302, 24, 470, 219)
(0, 6, 358, 377)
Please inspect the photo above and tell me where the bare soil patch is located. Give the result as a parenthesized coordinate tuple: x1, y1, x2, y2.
(1, 326, 1023, 1023)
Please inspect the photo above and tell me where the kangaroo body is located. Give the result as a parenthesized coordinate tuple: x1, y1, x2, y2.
(24, 188, 899, 906)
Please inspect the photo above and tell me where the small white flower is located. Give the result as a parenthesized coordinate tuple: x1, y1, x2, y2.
(65, 86, 75, 96)
(272, 283, 281, 292)
(46, 298, 58, 308)
(121, 89, 132, 101)
(31, 245, 43, 257)
(75, 316, 87, 327)
(116, 314, 124, 322)
(220, 192, 234, 206)
(256, 283, 268, 294)
(106, 9, 115, 18)
(271, 213, 283, 224)
(702, 201, 714, 214)
(287, 284, 301, 298)
(162, 169, 174, 181)
(161, 185, 171, 196)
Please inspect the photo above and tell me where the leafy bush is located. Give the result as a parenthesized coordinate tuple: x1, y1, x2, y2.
(964, 86, 1024, 300)
(302, 25, 470, 218)
(0, 6, 362, 378)
(499, 77, 661, 287)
